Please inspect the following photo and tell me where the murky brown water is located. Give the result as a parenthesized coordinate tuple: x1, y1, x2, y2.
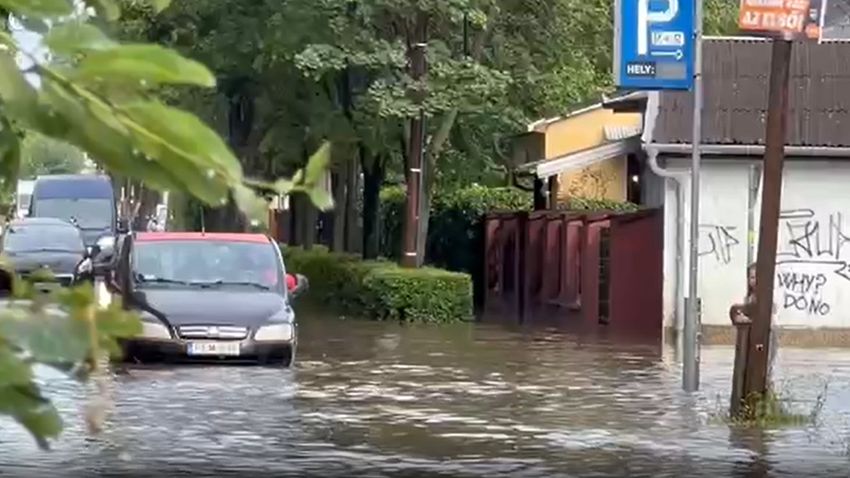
(1, 313, 849, 477)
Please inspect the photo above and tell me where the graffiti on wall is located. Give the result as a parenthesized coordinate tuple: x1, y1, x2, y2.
(775, 209, 850, 318)
(777, 209, 850, 280)
(776, 271, 830, 316)
(699, 224, 740, 265)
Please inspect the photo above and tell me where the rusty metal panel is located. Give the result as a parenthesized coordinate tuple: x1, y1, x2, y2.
(608, 209, 664, 337)
(655, 38, 850, 147)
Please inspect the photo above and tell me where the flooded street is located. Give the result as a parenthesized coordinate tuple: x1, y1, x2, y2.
(1, 313, 849, 477)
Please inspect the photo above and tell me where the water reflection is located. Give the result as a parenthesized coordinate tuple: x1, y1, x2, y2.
(1, 314, 848, 477)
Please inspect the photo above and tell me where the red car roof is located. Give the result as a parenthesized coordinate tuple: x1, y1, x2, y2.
(135, 232, 272, 244)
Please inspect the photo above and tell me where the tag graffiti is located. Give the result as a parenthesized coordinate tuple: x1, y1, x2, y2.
(777, 271, 831, 316)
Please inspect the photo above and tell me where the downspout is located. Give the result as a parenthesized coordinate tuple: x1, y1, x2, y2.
(642, 91, 687, 337)
(647, 148, 688, 337)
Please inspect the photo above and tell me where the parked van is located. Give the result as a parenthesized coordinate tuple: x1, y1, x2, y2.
(29, 174, 126, 247)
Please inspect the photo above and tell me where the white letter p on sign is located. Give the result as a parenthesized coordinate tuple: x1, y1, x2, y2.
(637, 0, 679, 56)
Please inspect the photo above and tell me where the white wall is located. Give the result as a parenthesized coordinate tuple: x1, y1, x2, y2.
(658, 157, 850, 329)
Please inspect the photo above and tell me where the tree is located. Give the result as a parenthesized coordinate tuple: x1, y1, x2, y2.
(114, 0, 741, 264)
(0, 0, 330, 449)
(294, 0, 512, 264)
(19, 132, 88, 178)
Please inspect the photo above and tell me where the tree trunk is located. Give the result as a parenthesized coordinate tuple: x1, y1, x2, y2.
(330, 169, 347, 252)
(416, 109, 457, 266)
(361, 151, 383, 259)
(344, 153, 360, 253)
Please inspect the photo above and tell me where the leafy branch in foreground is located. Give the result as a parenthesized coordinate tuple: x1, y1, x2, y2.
(0, 0, 332, 449)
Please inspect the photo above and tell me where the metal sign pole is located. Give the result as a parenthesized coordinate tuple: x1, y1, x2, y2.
(683, 0, 703, 393)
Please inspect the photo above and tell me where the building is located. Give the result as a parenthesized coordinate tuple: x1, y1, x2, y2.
(513, 99, 645, 209)
(612, 37, 850, 344)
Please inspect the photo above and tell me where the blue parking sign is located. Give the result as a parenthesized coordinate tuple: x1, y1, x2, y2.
(614, 0, 695, 90)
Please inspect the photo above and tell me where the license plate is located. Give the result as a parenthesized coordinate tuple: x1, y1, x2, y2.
(186, 341, 241, 356)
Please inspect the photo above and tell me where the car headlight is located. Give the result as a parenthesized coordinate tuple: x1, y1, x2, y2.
(138, 312, 172, 339)
(254, 324, 294, 342)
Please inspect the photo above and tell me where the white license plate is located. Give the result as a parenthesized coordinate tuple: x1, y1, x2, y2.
(186, 341, 241, 356)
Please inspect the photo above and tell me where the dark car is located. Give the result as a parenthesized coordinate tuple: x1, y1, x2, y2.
(107, 232, 307, 366)
(0, 217, 89, 289)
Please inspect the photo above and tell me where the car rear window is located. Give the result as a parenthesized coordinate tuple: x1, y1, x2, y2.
(3, 225, 85, 253)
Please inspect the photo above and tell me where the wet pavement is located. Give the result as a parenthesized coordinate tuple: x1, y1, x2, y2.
(1, 313, 849, 477)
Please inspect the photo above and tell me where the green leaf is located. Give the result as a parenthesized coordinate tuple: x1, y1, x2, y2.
(34, 80, 187, 194)
(0, 348, 33, 387)
(149, 0, 171, 13)
(72, 44, 216, 88)
(118, 100, 242, 182)
(307, 187, 334, 211)
(0, 51, 38, 119)
(0, 0, 72, 18)
(44, 23, 117, 56)
(0, 384, 63, 449)
(233, 184, 269, 224)
(83, 0, 120, 21)
(0, 118, 21, 197)
(95, 305, 141, 358)
(0, 307, 90, 364)
(303, 142, 331, 187)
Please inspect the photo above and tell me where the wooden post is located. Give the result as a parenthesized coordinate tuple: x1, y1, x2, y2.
(730, 323, 751, 417)
(744, 39, 793, 400)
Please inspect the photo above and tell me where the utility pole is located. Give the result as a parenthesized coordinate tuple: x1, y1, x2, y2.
(744, 39, 793, 399)
(402, 16, 427, 268)
(683, 0, 704, 393)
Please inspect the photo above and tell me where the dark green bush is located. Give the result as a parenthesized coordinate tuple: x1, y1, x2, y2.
(363, 267, 473, 323)
(281, 245, 370, 314)
(281, 245, 472, 323)
(380, 184, 532, 267)
(380, 185, 531, 310)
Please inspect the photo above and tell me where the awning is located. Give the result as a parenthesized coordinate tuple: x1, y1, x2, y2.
(517, 136, 641, 180)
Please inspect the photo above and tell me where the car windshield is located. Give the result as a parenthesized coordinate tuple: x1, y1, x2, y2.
(132, 240, 282, 290)
(3, 224, 85, 253)
(33, 198, 113, 229)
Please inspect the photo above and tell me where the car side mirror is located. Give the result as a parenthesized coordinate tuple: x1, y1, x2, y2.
(87, 244, 101, 259)
(290, 273, 309, 298)
(117, 218, 129, 234)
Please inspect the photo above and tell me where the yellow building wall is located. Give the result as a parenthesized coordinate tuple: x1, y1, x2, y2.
(559, 156, 627, 202)
(537, 106, 641, 204)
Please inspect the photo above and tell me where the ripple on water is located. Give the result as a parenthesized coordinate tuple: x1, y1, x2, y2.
(1, 316, 849, 476)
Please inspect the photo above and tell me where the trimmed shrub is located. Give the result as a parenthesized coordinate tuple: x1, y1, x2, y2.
(281, 245, 472, 323)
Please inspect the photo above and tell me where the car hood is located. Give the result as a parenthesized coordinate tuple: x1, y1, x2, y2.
(7, 251, 83, 276)
(136, 289, 290, 327)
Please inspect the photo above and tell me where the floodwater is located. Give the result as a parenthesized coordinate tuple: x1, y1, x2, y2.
(1, 313, 849, 477)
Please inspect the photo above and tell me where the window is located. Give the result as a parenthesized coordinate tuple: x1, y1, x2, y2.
(3, 225, 85, 253)
(132, 240, 281, 289)
(33, 198, 113, 229)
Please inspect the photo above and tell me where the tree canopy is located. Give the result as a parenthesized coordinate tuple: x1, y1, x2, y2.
(19, 132, 88, 178)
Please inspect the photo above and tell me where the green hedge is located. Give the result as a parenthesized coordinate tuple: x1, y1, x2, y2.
(282, 245, 473, 323)
(380, 184, 532, 269)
